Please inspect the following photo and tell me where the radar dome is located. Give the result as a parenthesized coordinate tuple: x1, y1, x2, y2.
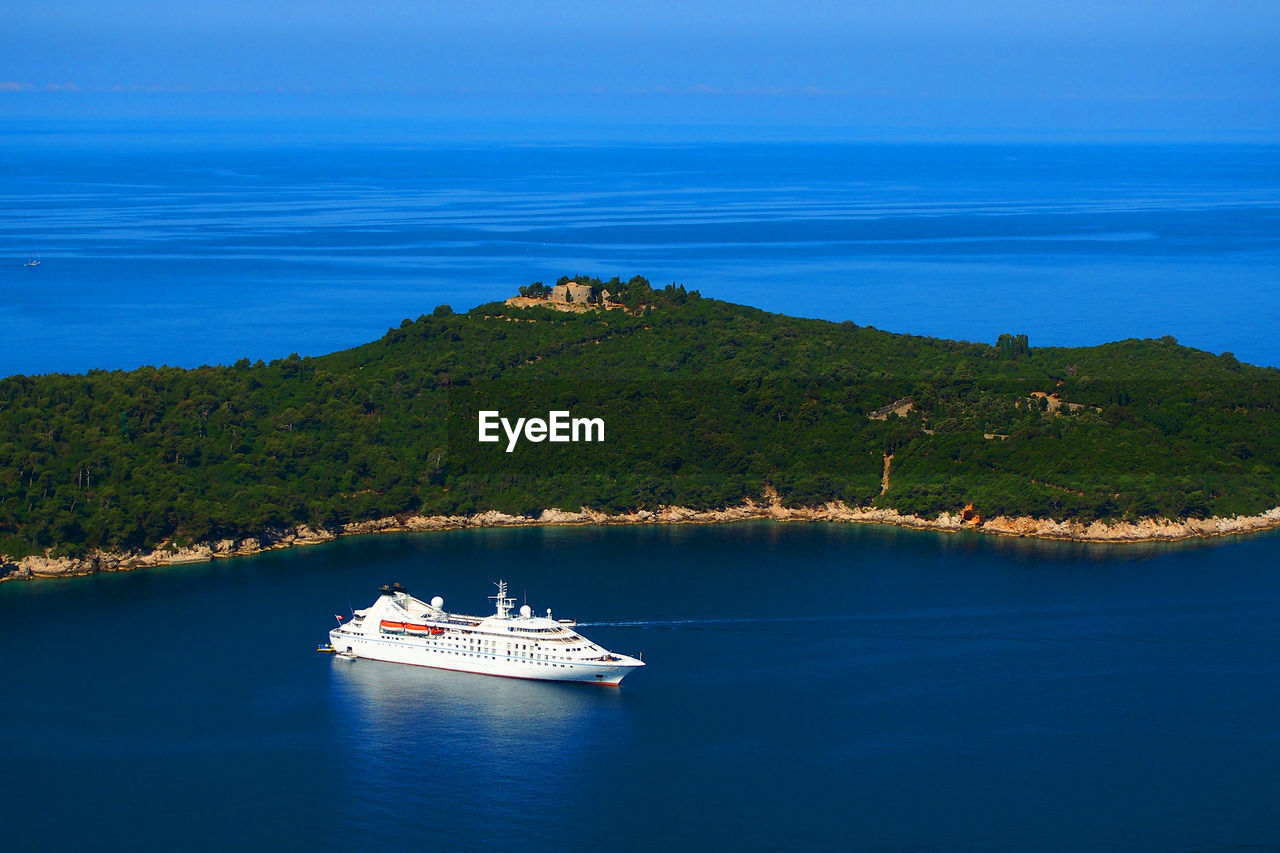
(520, 604, 532, 618)
(431, 596, 444, 609)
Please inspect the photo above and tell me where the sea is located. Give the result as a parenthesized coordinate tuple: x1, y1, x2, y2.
(3, 126, 1280, 851)
(1, 523, 1279, 851)
(2, 127, 1280, 374)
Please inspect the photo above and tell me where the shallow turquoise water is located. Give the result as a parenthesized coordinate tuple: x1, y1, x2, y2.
(2, 522, 1278, 851)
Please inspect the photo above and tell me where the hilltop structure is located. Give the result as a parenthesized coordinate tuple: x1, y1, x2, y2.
(506, 279, 623, 313)
(550, 281, 594, 304)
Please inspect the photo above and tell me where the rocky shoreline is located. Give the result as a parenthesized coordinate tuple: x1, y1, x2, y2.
(4, 500, 1280, 583)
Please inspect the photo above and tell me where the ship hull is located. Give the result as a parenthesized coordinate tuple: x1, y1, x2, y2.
(329, 628, 639, 685)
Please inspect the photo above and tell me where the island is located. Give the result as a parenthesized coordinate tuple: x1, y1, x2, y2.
(3, 274, 1279, 580)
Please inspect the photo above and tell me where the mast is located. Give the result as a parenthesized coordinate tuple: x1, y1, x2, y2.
(490, 579, 515, 619)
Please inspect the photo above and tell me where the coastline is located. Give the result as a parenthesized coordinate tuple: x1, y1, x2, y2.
(5, 499, 1280, 583)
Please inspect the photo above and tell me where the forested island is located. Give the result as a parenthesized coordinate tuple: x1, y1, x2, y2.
(4, 275, 1280, 578)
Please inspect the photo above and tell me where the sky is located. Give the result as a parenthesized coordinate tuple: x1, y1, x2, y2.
(4, 0, 1280, 139)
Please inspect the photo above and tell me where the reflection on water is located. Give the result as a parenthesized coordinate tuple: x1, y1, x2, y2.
(327, 655, 635, 839)
(330, 654, 624, 745)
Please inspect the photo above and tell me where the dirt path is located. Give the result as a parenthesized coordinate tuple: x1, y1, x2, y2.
(881, 453, 894, 495)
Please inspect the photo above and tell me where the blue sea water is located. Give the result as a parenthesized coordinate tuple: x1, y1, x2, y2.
(4, 126, 1280, 850)
(3, 125, 1280, 374)
(1, 522, 1278, 851)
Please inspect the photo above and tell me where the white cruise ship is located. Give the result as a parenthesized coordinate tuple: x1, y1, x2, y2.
(327, 581, 645, 685)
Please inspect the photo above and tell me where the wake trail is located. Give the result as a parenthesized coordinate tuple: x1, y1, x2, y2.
(575, 616, 1280, 647)
(576, 615, 857, 629)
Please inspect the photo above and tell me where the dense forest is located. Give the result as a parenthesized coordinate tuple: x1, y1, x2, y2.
(2, 275, 1278, 560)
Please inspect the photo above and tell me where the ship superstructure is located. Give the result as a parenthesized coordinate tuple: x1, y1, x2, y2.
(327, 581, 644, 685)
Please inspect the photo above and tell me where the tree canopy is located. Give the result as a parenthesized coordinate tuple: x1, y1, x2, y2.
(2, 276, 1277, 559)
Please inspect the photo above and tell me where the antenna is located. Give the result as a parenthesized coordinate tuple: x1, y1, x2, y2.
(490, 579, 515, 619)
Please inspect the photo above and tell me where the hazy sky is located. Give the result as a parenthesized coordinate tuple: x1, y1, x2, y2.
(4, 0, 1279, 138)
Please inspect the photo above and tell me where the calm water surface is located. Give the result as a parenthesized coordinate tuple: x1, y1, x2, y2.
(4, 131, 1280, 374)
(2, 522, 1278, 851)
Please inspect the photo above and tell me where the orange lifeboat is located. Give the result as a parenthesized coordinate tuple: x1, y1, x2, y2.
(404, 623, 431, 634)
(380, 620, 407, 632)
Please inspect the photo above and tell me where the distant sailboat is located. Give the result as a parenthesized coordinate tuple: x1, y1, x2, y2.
(24, 253, 40, 268)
